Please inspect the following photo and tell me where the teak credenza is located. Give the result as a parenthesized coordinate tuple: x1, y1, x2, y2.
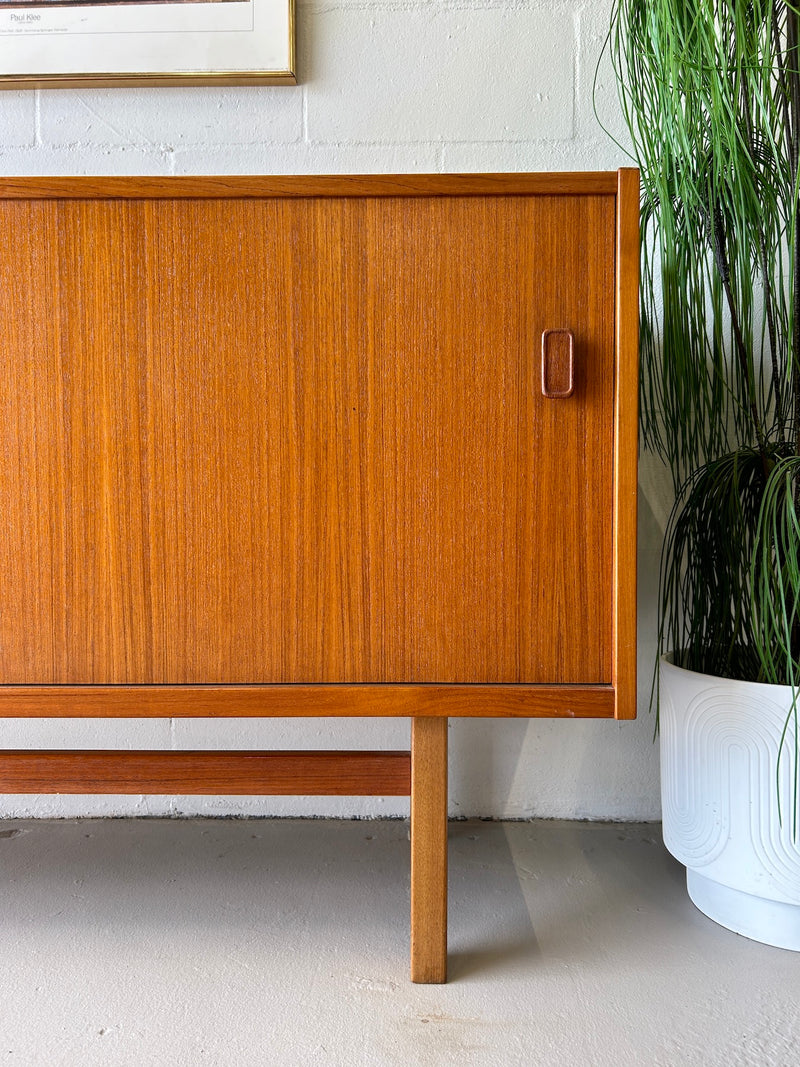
(0, 172, 639, 982)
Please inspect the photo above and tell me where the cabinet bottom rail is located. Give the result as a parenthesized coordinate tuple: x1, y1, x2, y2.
(0, 749, 412, 796)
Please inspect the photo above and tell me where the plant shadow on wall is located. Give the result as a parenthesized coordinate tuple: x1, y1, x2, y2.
(597, 1, 800, 948)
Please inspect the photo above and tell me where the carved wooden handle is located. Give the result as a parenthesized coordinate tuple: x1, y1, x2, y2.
(541, 329, 575, 398)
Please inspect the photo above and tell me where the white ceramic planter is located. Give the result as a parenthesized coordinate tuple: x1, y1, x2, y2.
(659, 655, 800, 950)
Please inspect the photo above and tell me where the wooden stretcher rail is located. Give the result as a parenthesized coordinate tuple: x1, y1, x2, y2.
(0, 685, 617, 719)
(0, 750, 412, 796)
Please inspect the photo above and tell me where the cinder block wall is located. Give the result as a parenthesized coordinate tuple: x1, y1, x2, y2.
(0, 0, 665, 821)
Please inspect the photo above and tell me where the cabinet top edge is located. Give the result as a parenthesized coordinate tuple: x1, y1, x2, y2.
(0, 172, 625, 200)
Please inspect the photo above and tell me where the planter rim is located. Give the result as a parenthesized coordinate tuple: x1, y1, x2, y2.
(660, 652, 795, 693)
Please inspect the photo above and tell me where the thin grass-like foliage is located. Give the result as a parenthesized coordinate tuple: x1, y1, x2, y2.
(601, 0, 800, 825)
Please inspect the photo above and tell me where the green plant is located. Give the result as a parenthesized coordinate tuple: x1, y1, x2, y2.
(600, 0, 800, 823)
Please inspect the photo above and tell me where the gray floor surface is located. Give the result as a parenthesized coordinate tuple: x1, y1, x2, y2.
(1, 818, 798, 1066)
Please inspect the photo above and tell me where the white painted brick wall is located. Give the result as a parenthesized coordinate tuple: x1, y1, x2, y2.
(0, 0, 664, 821)
(39, 88, 303, 149)
(305, 6, 573, 143)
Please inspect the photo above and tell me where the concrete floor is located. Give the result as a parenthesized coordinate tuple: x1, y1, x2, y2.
(1, 819, 798, 1066)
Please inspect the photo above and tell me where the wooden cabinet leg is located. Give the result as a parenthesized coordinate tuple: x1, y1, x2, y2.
(410, 716, 448, 983)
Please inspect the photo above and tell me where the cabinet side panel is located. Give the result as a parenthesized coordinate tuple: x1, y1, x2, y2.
(614, 168, 640, 719)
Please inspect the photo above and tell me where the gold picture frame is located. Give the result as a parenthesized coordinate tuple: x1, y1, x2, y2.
(0, 0, 295, 88)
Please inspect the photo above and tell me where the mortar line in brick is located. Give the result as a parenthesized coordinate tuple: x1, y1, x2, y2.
(34, 90, 42, 148)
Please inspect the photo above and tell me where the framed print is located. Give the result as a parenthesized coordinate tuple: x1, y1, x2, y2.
(0, 0, 295, 88)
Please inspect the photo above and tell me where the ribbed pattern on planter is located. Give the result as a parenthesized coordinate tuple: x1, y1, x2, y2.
(660, 657, 800, 906)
